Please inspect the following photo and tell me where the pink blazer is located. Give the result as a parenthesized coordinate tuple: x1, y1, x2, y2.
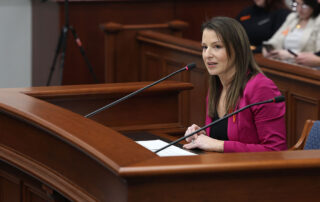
(205, 73, 287, 152)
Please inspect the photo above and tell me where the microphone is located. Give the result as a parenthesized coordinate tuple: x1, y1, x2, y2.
(154, 95, 285, 153)
(85, 63, 196, 118)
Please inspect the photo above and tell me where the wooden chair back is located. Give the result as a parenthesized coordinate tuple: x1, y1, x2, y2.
(290, 120, 316, 150)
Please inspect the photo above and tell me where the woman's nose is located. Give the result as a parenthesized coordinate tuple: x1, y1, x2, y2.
(205, 48, 214, 58)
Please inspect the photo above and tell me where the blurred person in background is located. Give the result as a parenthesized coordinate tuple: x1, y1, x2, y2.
(294, 0, 320, 67)
(236, 0, 290, 53)
(263, 0, 320, 61)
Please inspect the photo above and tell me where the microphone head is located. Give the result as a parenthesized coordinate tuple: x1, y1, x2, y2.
(274, 95, 285, 103)
(185, 63, 196, 70)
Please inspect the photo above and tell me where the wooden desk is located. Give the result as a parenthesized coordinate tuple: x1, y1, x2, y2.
(1, 82, 320, 201)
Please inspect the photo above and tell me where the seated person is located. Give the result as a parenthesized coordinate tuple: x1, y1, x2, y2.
(262, 0, 320, 61)
(183, 16, 287, 153)
(294, 0, 320, 66)
(236, 0, 290, 53)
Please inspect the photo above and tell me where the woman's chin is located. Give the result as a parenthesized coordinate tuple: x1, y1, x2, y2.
(207, 70, 218, 75)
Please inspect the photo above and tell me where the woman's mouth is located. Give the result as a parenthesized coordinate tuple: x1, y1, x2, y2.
(207, 62, 218, 67)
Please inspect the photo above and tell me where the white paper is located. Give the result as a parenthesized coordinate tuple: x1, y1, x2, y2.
(136, 139, 197, 157)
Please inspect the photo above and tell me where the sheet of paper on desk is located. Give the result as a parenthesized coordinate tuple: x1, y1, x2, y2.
(136, 139, 197, 157)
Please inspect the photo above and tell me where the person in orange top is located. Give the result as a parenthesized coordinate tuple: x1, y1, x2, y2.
(236, 0, 290, 53)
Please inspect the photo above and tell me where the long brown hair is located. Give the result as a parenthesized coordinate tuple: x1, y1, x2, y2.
(202, 17, 262, 117)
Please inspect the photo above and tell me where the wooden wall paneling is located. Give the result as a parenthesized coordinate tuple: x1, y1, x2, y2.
(140, 57, 190, 128)
(188, 65, 209, 125)
(289, 94, 320, 147)
(21, 81, 193, 132)
(103, 27, 117, 83)
(138, 48, 192, 129)
(23, 182, 55, 202)
(279, 89, 289, 139)
(122, 150, 320, 202)
(59, 1, 176, 85)
(100, 20, 188, 83)
(137, 30, 207, 126)
(33, 0, 252, 85)
(125, 169, 320, 202)
(140, 51, 163, 81)
(163, 59, 191, 128)
(111, 27, 144, 83)
(0, 170, 20, 202)
(0, 161, 67, 202)
(174, 0, 252, 41)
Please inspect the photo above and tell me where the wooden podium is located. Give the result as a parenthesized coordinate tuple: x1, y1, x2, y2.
(1, 82, 320, 202)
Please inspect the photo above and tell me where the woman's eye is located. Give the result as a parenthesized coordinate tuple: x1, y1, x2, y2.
(202, 45, 207, 50)
(214, 45, 222, 49)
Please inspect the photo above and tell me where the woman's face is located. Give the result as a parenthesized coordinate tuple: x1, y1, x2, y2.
(296, 0, 314, 20)
(202, 29, 235, 78)
(254, 0, 266, 7)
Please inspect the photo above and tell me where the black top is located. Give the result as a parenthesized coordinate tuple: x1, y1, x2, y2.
(209, 113, 228, 141)
(236, 5, 290, 53)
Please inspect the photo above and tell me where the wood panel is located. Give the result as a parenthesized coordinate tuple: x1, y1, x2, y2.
(289, 94, 319, 146)
(21, 81, 193, 132)
(0, 170, 20, 202)
(100, 20, 189, 83)
(32, 0, 251, 86)
(0, 162, 66, 202)
(174, 0, 252, 41)
(137, 30, 207, 126)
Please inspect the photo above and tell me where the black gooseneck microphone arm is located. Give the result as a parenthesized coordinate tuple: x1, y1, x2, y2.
(85, 63, 196, 118)
(154, 95, 285, 153)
